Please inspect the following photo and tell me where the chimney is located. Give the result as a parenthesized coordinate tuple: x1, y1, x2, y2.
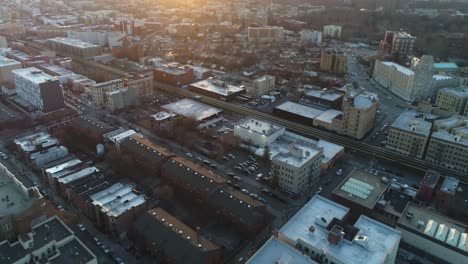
(328, 225, 343, 245)
(309, 226, 315, 233)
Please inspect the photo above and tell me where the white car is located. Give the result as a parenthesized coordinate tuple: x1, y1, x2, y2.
(336, 169, 343, 176)
(77, 224, 86, 231)
(241, 189, 249, 195)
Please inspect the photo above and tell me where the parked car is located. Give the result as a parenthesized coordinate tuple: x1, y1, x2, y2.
(77, 224, 86, 232)
(241, 189, 249, 194)
(93, 237, 101, 246)
(336, 169, 343, 176)
(260, 188, 271, 195)
(249, 193, 258, 199)
(233, 176, 242, 181)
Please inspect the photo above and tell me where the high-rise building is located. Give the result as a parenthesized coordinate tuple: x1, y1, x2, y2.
(341, 86, 380, 140)
(272, 144, 323, 194)
(323, 25, 342, 38)
(13, 68, 65, 112)
(247, 26, 284, 42)
(380, 31, 416, 60)
(300, 30, 322, 44)
(320, 49, 347, 74)
(372, 58, 458, 101)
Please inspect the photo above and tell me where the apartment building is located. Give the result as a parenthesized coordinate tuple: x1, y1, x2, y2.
(272, 143, 323, 194)
(425, 116, 468, 174)
(386, 111, 433, 159)
(13, 68, 65, 112)
(46, 37, 102, 58)
(300, 30, 322, 44)
(341, 86, 379, 140)
(373, 57, 458, 101)
(105, 87, 137, 112)
(323, 25, 342, 38)
(436, 87, 468, 115)
(320, 49, 347, 74)
(0, 216, 97, 264)
(380, 31, 416, 59)
(0, 55, 21, 85)
(247, 26, 284, 42)
(234, 118, 285, 148)
(245, 75, 276, 98)
(276, 195, 401, 264)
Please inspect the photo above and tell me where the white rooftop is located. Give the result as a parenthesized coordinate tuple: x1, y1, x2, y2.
(433, 74, 453, 81)
(237, 118, 285, 136)
(273, 143, 322, 168)
(90, 182, 146, 217)
(108, 129, 136, 144)
(162, 98, 222, 121)
(45, 159, 82, 175)
(57, 167, 98, 184)
(315, 110, 342, 124)
(275, 101, 324, 119)
(0, 55, 21, 67)
(354, 92, 378, 109)
(280, 196, 401, 264)
(49, 37, 101, 49)
(12, 68, 58, 84)
(391, 111, 433, 136)
(190, 78, 245, 96)
(247, 237, 318, 264)
(151, 111, 176, 121)
(304, 89, 343, 101)
(381, 61, 414, 76)
(14, 132, 58, 152)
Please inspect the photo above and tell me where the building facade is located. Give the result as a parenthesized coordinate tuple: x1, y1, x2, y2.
(425, 116, 468, 174)
(13, 68, 65, 112)
(246, 75, 276, 98)
(320, 49, 347, 74)
(234, 118, 285, 148)
(300, 30, 322, 44)
(436, 87, 468, 115)
(380, 31, 416, 60)
(385, 111, 433, 159)
(341, 87, 379, 140)
(0, 55, 21, 85)
(247, 26, 284, 42)
(323, 25, 342, 38)
(272, 144, 323, 194)
(46, 37, 102, 58)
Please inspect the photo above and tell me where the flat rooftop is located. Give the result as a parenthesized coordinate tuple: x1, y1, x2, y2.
(391, 110, 433, 136)
(315, 109, 342, 124)
(90, 182, 146, 217)
(273, 143, 322, 168)
(48, 37, 101, 49)
(0, 55, 21, 66)
(333, 169, 390, 210)
(236, 117, 285, 136)
(280, 195, 349, 245)
(281, 196, 400, 264)
(305, 89, 343, 102)
(162, 98, 222, 121)
(45, 158, 82, 176)
(57, 167, 98, 185)
(12, 68, 59, 84)
(143, 208, 219, 252)
(247, 237, 318, 264)
(398, 203, 468, 253)
(381, 61, 414, 76)
(14, 132, 58, 153)
(0, 167, 35, 216)
(38, 63, 74, 76)
(439, 87, 468, 98)
(275, 101, 324, 119)
(190, 78, 244, 96)
(354, 92, 378, 109)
